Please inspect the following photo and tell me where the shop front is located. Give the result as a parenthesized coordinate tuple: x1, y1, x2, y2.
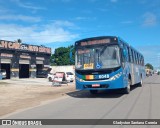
(0, 40, 51, 79)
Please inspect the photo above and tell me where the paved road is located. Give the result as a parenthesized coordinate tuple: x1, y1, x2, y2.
(2, 75, 160, 128)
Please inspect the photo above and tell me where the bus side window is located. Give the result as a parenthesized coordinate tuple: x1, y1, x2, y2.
(141, 56, 144, 65)
(128, 47, 132, 63)
(141, 56, 144, 66)
(137, 53, 140, 64)
(140, 56, 142, 65)
(123, 45, 129, 62)
(136, 52, 138, 64)
(138, 54, 141, 65)
(135, 52, 138, 64)
(131, 49, 135, 63)
(140, 55, 142, 65)
(137, 54, 139, 64)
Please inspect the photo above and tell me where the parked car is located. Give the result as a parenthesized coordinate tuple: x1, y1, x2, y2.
(47, 72, 74, 82)
(36, 70, 48, 78)
(0, 69, 7, 79)
(66, 72, 74, 82)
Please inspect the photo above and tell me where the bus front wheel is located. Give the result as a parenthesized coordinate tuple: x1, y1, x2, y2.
(123, 79, 131, 94)
(90, 90, 98, 94)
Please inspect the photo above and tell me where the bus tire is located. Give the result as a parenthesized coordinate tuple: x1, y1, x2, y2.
(139, 77, 143, 87)
(123, 79, 131, 94)
(90, 90, 98, 94)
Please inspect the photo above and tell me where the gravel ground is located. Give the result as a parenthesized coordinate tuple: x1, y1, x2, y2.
(0, 78, 75, 117)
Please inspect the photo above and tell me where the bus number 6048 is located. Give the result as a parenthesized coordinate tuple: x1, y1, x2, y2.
(99, 75, 109, 79)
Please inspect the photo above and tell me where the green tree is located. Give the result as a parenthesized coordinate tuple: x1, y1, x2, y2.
(145, 63, 153, 70)
(50, 45, 75, 66)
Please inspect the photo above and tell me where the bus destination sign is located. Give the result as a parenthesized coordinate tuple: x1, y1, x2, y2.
(80, 39, 110, 46)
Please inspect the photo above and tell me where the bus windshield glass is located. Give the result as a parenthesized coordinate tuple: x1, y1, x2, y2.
(75, 45, 121, 70)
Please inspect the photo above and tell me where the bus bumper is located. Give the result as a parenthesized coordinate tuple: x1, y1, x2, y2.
(76, 75, 127, 90)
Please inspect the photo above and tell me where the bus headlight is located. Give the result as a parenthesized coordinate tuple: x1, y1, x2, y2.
(109, 72, 122, 80)
(76, 77, 84, 82)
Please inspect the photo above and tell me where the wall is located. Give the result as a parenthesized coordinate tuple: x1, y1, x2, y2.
(51, 65, 75, 74)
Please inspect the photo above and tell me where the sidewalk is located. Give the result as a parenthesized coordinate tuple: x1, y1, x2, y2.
(0, 78, 75, 117)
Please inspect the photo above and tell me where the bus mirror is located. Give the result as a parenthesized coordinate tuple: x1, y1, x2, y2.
(70, 47, 75, 63)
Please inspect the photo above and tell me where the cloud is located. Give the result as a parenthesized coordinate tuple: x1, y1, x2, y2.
(52, 20, 76, 28)
(75, 16, 96, 21)
(0, 7, 11, 14)
(11, 0, 45, 10)
(0, 21, 78, 44)
(0, 4, 15, 14)
(75, 17, 88, 20)
(0, 15, 41, 22)
(136, 45, 160, 67)
(142, 12, 157, 26)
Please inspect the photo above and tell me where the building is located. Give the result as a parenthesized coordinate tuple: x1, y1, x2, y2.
(0, 40, 51, 79)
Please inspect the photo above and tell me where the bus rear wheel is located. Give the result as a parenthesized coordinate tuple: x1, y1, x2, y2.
(139, 77, 143, 87)
(90, 90, 98, 94)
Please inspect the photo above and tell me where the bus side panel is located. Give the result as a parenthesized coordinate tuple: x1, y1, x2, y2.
(130, 63, 135, 85)
(130, 63, 145, 85)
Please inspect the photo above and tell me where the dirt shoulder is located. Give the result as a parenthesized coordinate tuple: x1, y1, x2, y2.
(0, 79, 75, 117)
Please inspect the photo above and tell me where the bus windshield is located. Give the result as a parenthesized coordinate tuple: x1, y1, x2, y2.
(75, 45, 121, 70)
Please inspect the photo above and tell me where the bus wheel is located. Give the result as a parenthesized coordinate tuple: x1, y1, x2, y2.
(139, 77, 143, 87)
(90, 90, 98, 94)
(123, 79, 131, 94)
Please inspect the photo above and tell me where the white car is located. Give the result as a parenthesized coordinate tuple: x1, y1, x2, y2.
(0, 69, 6, 79)
(65, 72, 74, 82)
(47, 72, 74, 82)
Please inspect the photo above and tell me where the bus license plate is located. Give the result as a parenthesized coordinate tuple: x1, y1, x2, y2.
(92, 84, 100, 87)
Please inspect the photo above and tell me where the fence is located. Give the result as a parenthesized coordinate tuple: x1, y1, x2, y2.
(50, 65, 75, 74)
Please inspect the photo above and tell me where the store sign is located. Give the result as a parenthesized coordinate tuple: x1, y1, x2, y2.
(1, 53, 13, 58)
(20, 44, 28, 50)
(20, 55, 31, 59)
(0, 41, 20, 49)
(36, 57, 45, 60)
(0, 40, 51, 54)
(44, 65, 50, 68)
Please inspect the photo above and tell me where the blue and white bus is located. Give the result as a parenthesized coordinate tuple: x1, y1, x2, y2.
(74, 36, 145, 94)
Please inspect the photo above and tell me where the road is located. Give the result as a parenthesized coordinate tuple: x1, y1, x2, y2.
(2, 75, 160, 128)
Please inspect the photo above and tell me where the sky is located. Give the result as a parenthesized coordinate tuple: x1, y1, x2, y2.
(0, 0, 160, 68)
